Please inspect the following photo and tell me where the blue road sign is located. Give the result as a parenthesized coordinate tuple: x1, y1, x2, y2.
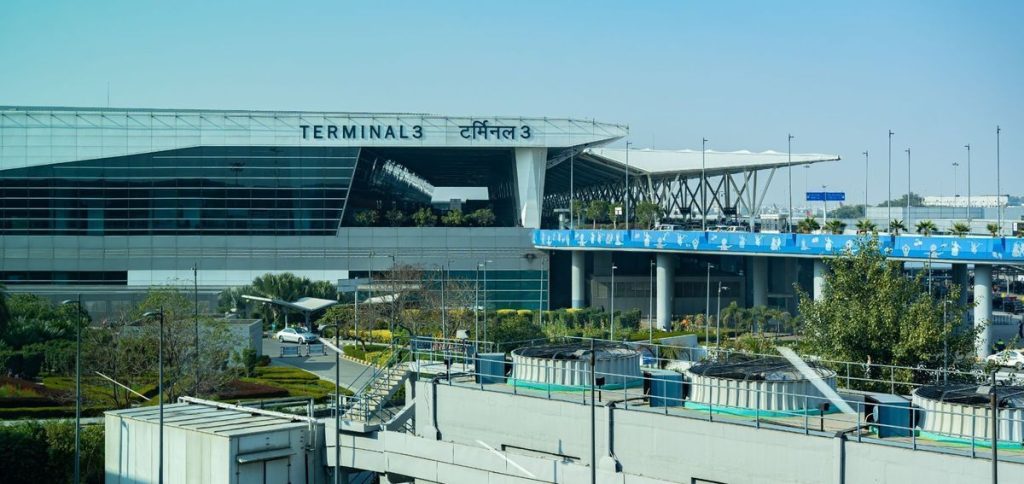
(806, 192, 845, 201)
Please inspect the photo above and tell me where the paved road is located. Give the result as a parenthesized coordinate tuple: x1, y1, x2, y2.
(262, 338, 375, 392)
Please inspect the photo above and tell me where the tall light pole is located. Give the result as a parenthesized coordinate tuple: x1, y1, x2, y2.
(997, 125, 1002, 232)
(822, 184, 829, 227)
(142, 308, 165, 484)
(705, 262, 713, 345)
(60, 296, 84, 484)
(481, 260, 492, 342)
(952, 161, 960, 204)
(787, 134, 794, 229)
(905, 148, 912, 228)
(625, 141, 632, 231)
(192, 263, 199, 397)
(610, 263, 618, 340)
(716, 283, 729, 349)
(648, 258, 655, 343)
(964, 143, 972, 224)
(701, 138, 708, 231)
(887, 130, 894, 226)
(860, 150, 868, 215)
(570, 148, 576, 229)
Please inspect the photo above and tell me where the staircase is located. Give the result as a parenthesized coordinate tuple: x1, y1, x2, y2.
(343, 351, 412, 423)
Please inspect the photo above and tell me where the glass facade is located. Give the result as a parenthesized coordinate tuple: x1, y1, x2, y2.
(351, 269, 548, 311)
(0, 146, 358, 235)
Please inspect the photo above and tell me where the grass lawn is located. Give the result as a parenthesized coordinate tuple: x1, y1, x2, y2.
(240, 366, 351, 401)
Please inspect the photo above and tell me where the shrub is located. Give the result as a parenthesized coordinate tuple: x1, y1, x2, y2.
(385, 208, 407, 226)
(256, 355, 271, 367)
(354, 209, 379, 226)
(215, 380, 289, 400)
(467, 208, 496, 227)
(412, 207, 437, 227)
(441, 209, 465, 226)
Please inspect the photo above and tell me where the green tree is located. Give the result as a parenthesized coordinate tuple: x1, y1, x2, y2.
(796, 217, 820, 234)
(950, 222, 970, 237)
(824, 219, 846, 234)
(876, 192, 924, 208)
(412, 207, 437, 227)
(467, 208, 496, 227)
(986, 222, 1000, 237)
(587, 200, 609, 229)
(797, 237, 976, 388)
(855, 219, 877, 235)
(888, 219, 906, 235)
(634, 201, 663, 229)
(441, 208, 465, 226)
(490, 314, 545, 351)
(0, 282, 8, 339)
(385, 207, 407, 226)
(828, 204, 865, 219)
(354, 209, 379, 226)
(915, 219, 937, 236)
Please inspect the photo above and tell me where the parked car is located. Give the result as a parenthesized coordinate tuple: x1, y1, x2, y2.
(986, 349, 1024, 370)
(654, 223, 684, 231)
(275, 327, 319, 344)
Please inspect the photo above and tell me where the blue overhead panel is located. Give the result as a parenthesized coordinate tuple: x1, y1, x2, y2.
(806, 192, 846, 201)
(533, 229, 1024, 264)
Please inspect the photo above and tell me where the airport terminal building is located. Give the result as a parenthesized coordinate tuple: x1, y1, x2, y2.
(0, 106, 848, 322)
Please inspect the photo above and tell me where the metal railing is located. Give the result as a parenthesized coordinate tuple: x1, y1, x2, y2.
(408, 344, 1024, 465)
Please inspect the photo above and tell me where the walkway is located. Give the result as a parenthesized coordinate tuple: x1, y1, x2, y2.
(262, 338, 376, 392)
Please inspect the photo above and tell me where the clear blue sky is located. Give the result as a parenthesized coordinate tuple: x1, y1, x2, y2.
(1, 0, 1020, 206)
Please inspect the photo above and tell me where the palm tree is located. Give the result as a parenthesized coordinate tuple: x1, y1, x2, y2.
(915, 220, 937, 236)
(855, 219, 877, 235)
(950, 222, 970, 237)
(987, 222, 1001, 237)
(889, 219, 906, 236)
(796, 217, 820, 234)
(824, 219, 846, 234)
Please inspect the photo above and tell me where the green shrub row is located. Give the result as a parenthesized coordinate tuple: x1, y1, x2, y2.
(0, 420, 104, 483)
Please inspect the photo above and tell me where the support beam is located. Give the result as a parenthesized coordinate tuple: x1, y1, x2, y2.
(514, 147, 548, 228)
(751, 257, 768, 308)
(813, 259, 827, 301)
(656, 253, 674, 330)
(974, 264, 993, 359)
(571, 251, 586, 309)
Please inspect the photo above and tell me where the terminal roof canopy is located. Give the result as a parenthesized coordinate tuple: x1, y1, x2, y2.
(583, 148, 840, 179)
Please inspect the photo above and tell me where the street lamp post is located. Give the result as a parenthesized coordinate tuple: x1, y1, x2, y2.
(481, 260, 492, 343)
(822, 184, 829, 227)
(648, 258, 655, 343)
(701, 138, 708, 231)
(716, 283, 729, 349)
(193, 263, 199, 397)
(320, 321, 343, 484)
(905, 148, 912, 228)
(862, 150, 869, 216)
(610, 263, 618, 340)
(705, 262, 713, 345)
(964, 143, 972, 224)
(625, 141, 632, 231)
(997, 126, 1002, 232)
(60, 296, 84, 484)
(142, 308, 165, 484)
(888, 130, 894, 227)
(788, 134, 794, 229)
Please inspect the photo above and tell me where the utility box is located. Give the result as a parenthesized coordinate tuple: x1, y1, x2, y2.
(105, 401, 326, 483)
(866, 393, 912, 438)
(475, 352, 507, 384)
(648, 369, 684, 407)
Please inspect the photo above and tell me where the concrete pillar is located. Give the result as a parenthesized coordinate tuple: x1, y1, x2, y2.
(571, 251, 586, 309)
(974, 264, 993, 359)
(750, 257, 768, 308)
(656, 253, 674, 330)
(813, 259, 827, 301)
(513, 147, 548, 228)
(952, 263, 969, 328)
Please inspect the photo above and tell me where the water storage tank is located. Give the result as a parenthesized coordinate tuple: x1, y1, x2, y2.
(510, 343, 642, 390)
(685, 356, 837, 416)
(912, 384, 1024, 445)
(475, 352, 507, 384)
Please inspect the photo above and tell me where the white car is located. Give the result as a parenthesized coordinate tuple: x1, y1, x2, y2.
(275, 327, 319, 344)
(986, 349, 1024, 370)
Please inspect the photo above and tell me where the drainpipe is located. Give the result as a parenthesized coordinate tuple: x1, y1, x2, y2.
(429, 375, 444, 441)
(603, 402, 622, 474)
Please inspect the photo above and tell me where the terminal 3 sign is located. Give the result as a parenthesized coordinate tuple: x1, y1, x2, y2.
(299, 120, 532, 141)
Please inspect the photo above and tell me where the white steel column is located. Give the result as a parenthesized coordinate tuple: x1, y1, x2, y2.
(571, 251, 586, 309)
(812, 259, 827, 301)
(514, 147, 548, 228)
(974, 264, 993, 358)
(656, 253, 674, 330)
(751, 257, 768, 308)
